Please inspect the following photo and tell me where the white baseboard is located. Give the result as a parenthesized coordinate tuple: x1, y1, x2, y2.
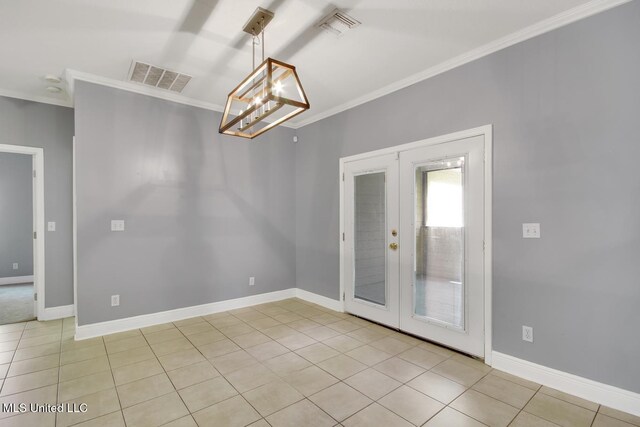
(295, 289, 343, 312)
(75, 288, 297, 340)
(40, 304, 75, 321)
(492, 351, 640, 417)
(0, 275, 34, 286)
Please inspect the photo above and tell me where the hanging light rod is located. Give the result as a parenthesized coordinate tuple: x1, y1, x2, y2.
(219, 7, 310, 139)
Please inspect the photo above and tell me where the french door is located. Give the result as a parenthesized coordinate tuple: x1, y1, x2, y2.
(343, 153, 400, 327)
(343, 133, 487, 357)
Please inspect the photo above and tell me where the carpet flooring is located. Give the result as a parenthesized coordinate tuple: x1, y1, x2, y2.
(0, 282, 35, 325)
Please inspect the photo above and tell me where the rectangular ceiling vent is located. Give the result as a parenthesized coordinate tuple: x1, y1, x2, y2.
(317, 8, 361, 37)
(128, 61, 192, 93)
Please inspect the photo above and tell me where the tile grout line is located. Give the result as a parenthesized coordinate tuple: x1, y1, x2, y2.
(55, 320, 63, 426)
(225, 308, 343, 426)
(0, 322, 27, 415)
(103, 333, 128, 427)
(139, 324, 191, 425)
(208, 307, 351, 424)
(505, 388, 560, 427)
(196, 313, 283, 426)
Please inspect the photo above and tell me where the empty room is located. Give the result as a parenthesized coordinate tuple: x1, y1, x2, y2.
(0, 0, 638, 426)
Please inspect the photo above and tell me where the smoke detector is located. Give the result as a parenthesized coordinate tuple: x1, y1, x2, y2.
(317, 8, 361, 37)
(127, 61, 192, 93)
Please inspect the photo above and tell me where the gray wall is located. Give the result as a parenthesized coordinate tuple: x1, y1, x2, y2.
(74, 81, 296, 325)
(295, 2, 640, 393)
(0, 97, 74, 307)
(0, 153, 33, 279)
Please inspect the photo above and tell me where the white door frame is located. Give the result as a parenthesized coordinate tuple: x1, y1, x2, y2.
(73, 136, 78, 330)
(339, 125, 493, 364)
(0, 144, 46, 320)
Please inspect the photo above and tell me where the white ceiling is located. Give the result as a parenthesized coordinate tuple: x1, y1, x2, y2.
(0, 0, 616, 126)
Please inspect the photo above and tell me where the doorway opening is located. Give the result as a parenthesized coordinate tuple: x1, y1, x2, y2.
(0, 145, 45, 325)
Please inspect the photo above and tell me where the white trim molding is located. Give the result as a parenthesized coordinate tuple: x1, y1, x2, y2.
(75, 289, 296, 340)
(63, 69, 296, 129)
(40, 305, 75, 321)
(0, 88, 73, 109)
(0, 275, 34, 286)
(295, 289, 343, 312)
(492, 351, 640, 417)
(64, 69, 225, 114)
(292, 0, 632, 128)
(75, 288, 343, 341)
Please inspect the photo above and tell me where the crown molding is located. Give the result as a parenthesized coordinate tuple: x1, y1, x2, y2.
(290, 0, 632, 129)
(64, 69, 226, 113)
(0, 88, 72, 108)
(64, 69, 298, 129)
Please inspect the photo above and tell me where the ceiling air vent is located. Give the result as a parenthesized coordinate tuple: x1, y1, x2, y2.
(128, 61, 192, 93)
(317, 8, 361, 37)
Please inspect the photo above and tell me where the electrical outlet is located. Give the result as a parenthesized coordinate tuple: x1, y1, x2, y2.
(249, 277, 255, 286)
(48, 221, 56, 231)
(111, 295, 120, 307)
(522, 223, 540, 238)
(522, 325, 533, 342)
(12, 263, 19, 270)
(111, 220, 125, 232)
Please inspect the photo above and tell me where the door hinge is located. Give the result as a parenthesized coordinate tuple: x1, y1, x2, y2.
(343, 292, 345, 300)
(342, 232, 345, 241)
(33, 170, 36, 178)
(34, 292, 37, 301)
(33, 231, 37, 239)
(342, 172, 345, 181)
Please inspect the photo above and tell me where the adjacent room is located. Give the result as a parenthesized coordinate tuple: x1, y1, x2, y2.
(0, 152, 36, 325)
(0, 1, 638, 426)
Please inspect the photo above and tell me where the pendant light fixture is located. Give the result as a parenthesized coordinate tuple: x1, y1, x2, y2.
(219, 7, 310, 139)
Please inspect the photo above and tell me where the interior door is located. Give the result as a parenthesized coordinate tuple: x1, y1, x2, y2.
(343, 153, 399, 328)
(399, 135, 485, 357)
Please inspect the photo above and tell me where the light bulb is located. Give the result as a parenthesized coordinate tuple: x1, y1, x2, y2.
(274, 81, 283, 94)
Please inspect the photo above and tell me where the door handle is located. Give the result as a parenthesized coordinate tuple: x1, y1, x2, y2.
(389, 243, 398, 250)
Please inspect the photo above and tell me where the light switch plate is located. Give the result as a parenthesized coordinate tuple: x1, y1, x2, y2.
(522, 223, 540, 238)
(48, 221, 56, 231)
(111, 220, 125, 232)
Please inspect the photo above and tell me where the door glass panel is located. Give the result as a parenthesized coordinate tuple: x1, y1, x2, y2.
(354, 172, 386, 306)
(414, 157, 464, 329)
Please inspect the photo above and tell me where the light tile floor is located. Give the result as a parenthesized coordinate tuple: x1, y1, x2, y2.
(0, 298, 638, 426)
